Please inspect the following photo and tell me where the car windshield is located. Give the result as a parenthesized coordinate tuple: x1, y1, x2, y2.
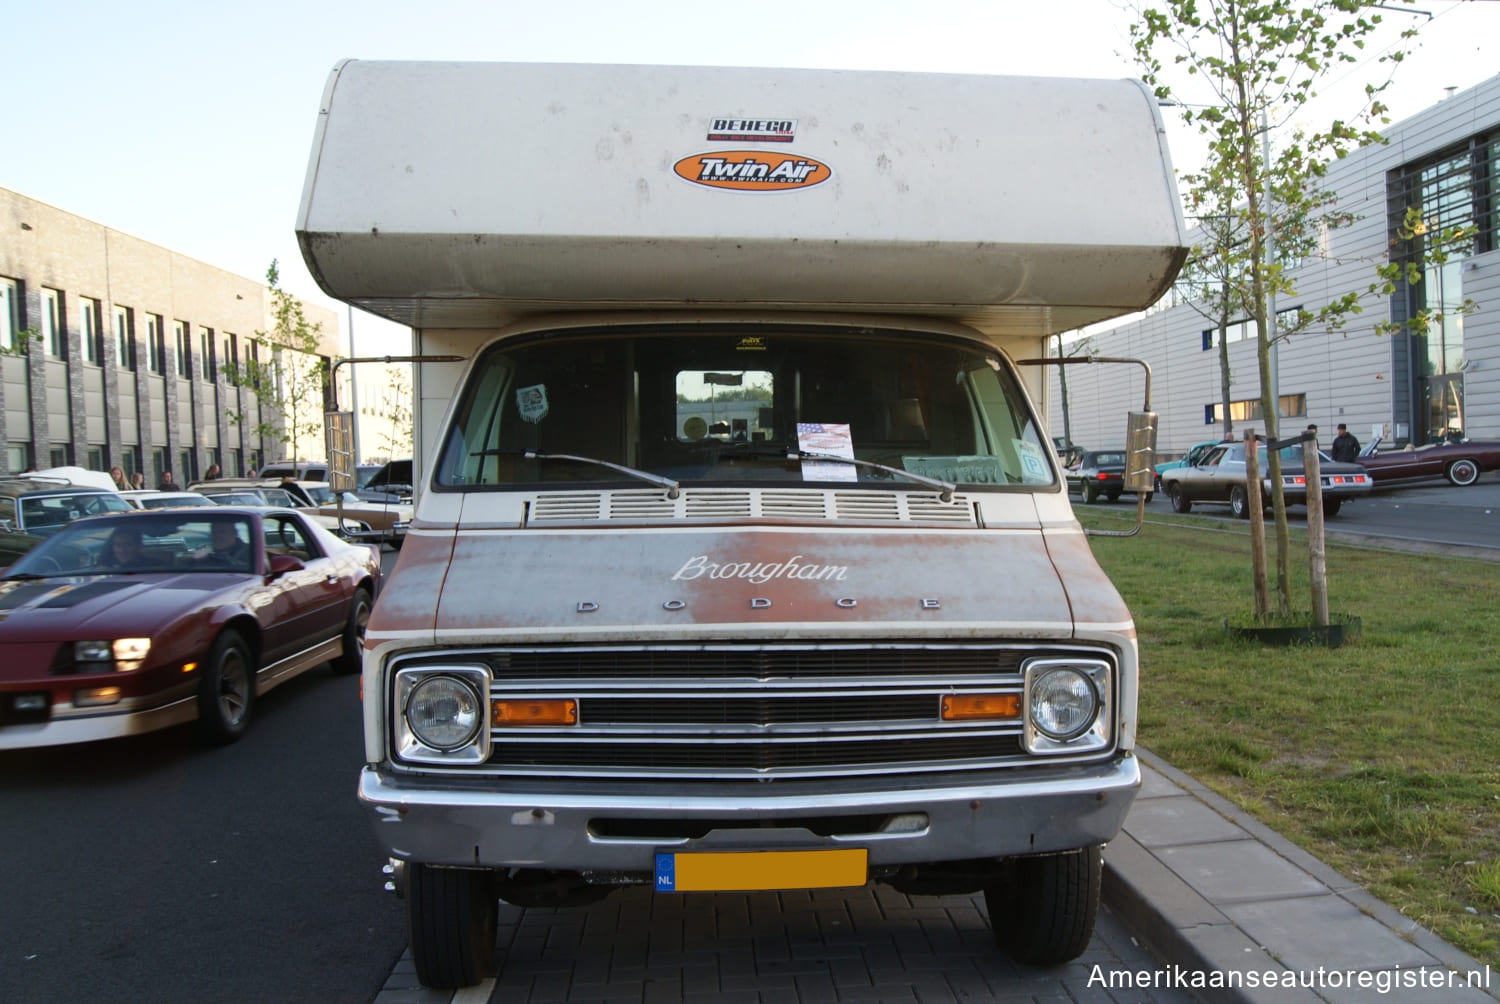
(4, 514, 256, 577)
(19, 492, 134, 534)
(436, 327, 1055, 491)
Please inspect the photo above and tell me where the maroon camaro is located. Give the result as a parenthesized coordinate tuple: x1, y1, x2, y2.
(1355, 435, 1500, 487)
(0, 508, 380, 750)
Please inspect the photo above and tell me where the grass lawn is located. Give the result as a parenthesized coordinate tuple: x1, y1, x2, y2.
(1074, 506, 1500, 967)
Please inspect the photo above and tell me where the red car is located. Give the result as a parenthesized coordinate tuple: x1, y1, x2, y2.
(1355, 435, 1500, 487)
(0, 508, 380, 750)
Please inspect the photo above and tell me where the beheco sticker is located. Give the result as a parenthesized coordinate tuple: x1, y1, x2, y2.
(673, 151, 832, 192)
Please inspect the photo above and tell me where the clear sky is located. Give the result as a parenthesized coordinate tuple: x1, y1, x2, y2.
(6, 0, 1497, 363)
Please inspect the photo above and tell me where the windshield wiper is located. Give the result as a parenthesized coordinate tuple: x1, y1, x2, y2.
(789, 450, 958, 501)
(2, 572, 53, 581)
(697, 444, 958, 501)
(472, 448, 680, 498)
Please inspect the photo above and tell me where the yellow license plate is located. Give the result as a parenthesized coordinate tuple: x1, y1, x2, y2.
(654, 848, 867, 892)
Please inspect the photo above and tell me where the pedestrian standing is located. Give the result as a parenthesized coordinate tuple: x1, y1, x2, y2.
(1331, 423, 1361, 463)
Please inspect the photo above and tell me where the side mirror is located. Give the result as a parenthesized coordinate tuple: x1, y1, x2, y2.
(266, 553, 305, 579)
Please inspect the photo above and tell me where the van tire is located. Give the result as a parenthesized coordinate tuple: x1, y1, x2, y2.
(984, 846, 1101, 965)
(407, 864, 497, 988)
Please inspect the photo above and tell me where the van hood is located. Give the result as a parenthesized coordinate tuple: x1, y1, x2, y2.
(371, 525, 1126, 644)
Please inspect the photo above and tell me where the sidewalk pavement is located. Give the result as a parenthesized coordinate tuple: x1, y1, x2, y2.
(1107, 749, 1498, 1002)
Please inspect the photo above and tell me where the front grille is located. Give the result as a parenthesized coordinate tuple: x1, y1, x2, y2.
(390, 643, 1115, 780)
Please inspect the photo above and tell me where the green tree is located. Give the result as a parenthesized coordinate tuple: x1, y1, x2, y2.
(1131, 0, 1418, 617)
(223, 260, 329, 465)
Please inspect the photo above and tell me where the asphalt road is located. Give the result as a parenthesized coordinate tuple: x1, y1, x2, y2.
(0, 665, 405, 1004)
(1134, 471, 1500, 554)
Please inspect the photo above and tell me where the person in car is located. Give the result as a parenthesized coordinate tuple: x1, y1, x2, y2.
(194, 521, 251, 568)
(98, 527, 145, 570)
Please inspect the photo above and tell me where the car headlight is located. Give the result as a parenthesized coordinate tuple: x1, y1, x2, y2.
(396, 671, 486, 755)
(1029, 668, 1098, 740)
(75, 638, 152, 672)
(1023, 658, 1112, 755)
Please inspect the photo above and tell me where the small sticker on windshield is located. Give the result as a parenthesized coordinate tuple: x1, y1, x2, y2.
(1016, 441, 1051, 483)
(516, 384, 549, 424)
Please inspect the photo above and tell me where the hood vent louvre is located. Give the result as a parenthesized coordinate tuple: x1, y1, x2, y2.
(529, 488, 978, 527)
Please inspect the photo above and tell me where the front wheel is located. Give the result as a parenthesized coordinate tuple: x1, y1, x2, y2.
(333, 587, 372, 675)
(407, 864, 498, 989)
(984, 846, 1101, 965)
(196, 630, 254, 745)
(1446, 458, 1480, 487)
(1168, 484, 1191, 514)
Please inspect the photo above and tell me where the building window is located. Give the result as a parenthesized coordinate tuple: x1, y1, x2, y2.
(178, 449, 195, 483)
(1201, 329, 1213, 351)
(87, 445, 105, 470)
(123, 448, 140, 482)
(42, 288, 64, 358)
(1, 276, 20, 352)
(146, 314, 165, 374)
(114, 306, 136, 371)
(49, 444, 70, 467)
(7, 443, 32, 473)
(1205, 393, 1308, 426)
(174, 321, 191, 377)
(223, 332, 238, 374)
(230, 448, 244, 477)
(151, 448, 166, 484)
(199, 328, 216, 381)
(82, 298, 104, 363)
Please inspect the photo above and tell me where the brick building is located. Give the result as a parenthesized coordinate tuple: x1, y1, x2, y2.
(1, 187, 339, 481)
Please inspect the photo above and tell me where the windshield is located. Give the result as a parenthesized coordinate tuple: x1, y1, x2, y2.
(436, 327, 1055, 491)
(20, 492, 133, 534)
(5, 514, 256, 577)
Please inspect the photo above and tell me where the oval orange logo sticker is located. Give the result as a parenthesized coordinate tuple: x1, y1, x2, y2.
(673, 151, 832, 192)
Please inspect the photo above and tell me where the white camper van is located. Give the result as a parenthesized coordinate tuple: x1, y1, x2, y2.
(297, 60, 1187, 988)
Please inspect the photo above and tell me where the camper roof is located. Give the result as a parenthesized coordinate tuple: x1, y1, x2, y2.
(297, 61, 1188, 337)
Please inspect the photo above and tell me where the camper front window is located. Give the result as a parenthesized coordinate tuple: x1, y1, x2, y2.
(435, 326, 1056, 491)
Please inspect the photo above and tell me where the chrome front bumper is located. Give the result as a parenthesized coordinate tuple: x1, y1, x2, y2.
(359, 754, 1140, 872)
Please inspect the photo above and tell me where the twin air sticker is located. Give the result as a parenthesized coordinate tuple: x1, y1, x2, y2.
(673, 151, 832, 193)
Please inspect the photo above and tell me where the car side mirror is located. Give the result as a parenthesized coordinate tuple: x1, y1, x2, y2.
(266, 553, 305, 579)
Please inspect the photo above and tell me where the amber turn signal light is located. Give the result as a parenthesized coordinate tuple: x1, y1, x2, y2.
(940, 693, 1021, 721)
(492, 698, 579, 726)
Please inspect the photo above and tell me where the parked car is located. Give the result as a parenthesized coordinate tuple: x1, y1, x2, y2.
(257, 460, 330, 482)
(1153, 440, 1222, 491)
(314, 491, 412, 549)
(1354, 435, 1500, 487)
(0, 508, 380, 750)
(188, 479, 374, 539)
(1064, 448, 1152, 504)
(121, 490, 217, 510)
(355, 458, 413, 504)
(1161, 440, 1372, 518)
(0, 476, 135, 567)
